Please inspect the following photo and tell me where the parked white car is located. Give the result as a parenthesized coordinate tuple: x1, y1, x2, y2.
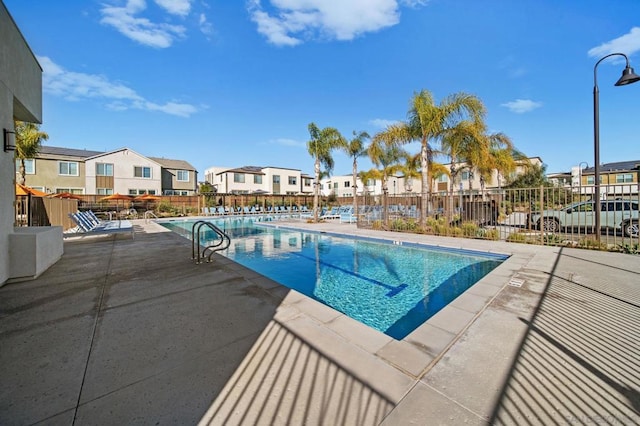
(528, 199, 639, 237)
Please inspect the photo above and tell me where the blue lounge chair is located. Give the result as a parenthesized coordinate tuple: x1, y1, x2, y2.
(68, 211, 134, 238)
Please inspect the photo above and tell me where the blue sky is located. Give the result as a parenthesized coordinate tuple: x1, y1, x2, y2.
(5, 0, 640, 179)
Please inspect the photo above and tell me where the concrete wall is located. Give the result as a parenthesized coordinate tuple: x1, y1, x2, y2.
(1, 2, 44, 285)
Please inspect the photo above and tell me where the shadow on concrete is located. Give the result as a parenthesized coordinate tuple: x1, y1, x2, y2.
(0, 229, 286, 425)
(200, 318, 394, 425)
(489, 248, 640, 425)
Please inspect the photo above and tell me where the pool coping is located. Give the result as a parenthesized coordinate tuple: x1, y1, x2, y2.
(155, 216, 534, 387)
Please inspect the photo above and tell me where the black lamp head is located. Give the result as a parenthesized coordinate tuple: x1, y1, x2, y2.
(615, 66, 640, 86)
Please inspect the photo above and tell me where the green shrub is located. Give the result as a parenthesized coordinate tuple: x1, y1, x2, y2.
(507, 233, 526, 243)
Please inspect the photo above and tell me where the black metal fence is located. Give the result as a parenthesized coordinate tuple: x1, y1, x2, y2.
(353, 184, 639, 252)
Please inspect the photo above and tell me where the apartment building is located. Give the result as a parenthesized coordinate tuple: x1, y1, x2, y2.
(17, 146, 197, 195)
(204, 165, 313, 195)
(571, 160, 640, 197)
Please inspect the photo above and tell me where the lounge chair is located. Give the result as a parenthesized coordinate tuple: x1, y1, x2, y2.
(320, 207, 341, 220)
(67, 211, 134, 238)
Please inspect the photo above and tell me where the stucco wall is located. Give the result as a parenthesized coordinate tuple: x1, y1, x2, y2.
(85, 150, 162, 194)
(1, 2, 44, 285)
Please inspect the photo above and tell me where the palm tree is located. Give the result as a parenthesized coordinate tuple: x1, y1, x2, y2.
(14, 121, 48, 185)
(306, 123, 346, 222)
(398, 152, 421, 194)
(339, 130, 369, 217)
(440, 120, 487, 217)
(367, 139, 405, 227)
(475, 132, 517, 199)
(375, 90, 486, 226)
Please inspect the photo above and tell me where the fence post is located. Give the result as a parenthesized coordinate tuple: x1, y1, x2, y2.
(539, 185, 544, 245)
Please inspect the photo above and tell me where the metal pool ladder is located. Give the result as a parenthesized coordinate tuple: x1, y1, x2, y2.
(192, 220, 231, 264)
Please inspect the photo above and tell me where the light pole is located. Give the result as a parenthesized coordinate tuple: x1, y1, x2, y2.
(578, 161, 588, 200)
(593, 52, 640, 242)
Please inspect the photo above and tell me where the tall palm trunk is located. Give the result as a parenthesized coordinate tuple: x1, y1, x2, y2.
(420, 139, 429, 227)
(313, 157, 320, 222)
(18, 159, 26, 185)
(352, 159, 358, 218)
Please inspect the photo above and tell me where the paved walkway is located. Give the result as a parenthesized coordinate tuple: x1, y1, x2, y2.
(1, 219, 638, 425)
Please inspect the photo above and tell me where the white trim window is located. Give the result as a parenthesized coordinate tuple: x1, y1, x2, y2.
(96, 163, 114, 176)
(134, 166, 152, 179)
(58, 161, 79, 176)
(616, 173, 633, 183)
(177, 170, 189, 182)
(16, 159, 35, 174)
(97, 188, 113, 195)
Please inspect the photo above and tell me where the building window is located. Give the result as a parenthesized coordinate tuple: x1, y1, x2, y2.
(16, 159, 35, 174)
(616, 173, 633, 183)
(344, 181, 350, 187)
(177, 170, 189, 182)
(97, 188, 113, 195)
(438, 174, 448, 182)
(234, 173, 245, 183)
(333, 182, 338, 189)
(366, 179, 374, 187)
(96, 163, 114, 176)
(134, 166, 152, 178)
(273, 175, 280, 184)
(461, 171, 470, 180)
(303, 178, 311, 187)
(288, 176, 297, 185)
(59, 161, 79, 176)
(254, 175, 263, 184)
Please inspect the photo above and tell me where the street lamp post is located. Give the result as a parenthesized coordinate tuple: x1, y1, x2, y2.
(593, 52, 640, 242)
(578, 161, 588, 200)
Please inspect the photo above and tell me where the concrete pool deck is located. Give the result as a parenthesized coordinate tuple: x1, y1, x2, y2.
(0, 218, 638, 425)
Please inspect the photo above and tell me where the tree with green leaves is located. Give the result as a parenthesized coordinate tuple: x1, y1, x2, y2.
(367, 139, 405, 227)
(14, 121, 48, 185)
(306, 123, 346, 222)
(374, 90, 486, 226)
(339, 130, 369, 216)
(505, 162, 549, 188)
(395, 151, 420, 194)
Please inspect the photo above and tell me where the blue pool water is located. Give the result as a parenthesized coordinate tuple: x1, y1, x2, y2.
(160, 216, 508, 339)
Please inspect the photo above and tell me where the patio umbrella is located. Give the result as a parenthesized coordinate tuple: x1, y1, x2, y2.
(135, 194, 161, 210)
(49, 192, 83, 200)
(134, 194, 161, 201)
(16, 183, 47, 197)
(100, 193, 133, 202)
(100, 193, 133, 212)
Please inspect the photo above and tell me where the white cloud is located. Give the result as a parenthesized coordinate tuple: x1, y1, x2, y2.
(154, 0, 192, 16)
(501, 99, 542, 114)
(199, 13, 214, 36)
(248, 0, 426, 46)
(588, 27, 640, 59)
(369, 118, 400, 128)
(100, 0, 186, 48)
(38, 56, 198, 117)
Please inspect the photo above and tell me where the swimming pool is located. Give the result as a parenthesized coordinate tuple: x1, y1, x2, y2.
(161, 216, 508, 339)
